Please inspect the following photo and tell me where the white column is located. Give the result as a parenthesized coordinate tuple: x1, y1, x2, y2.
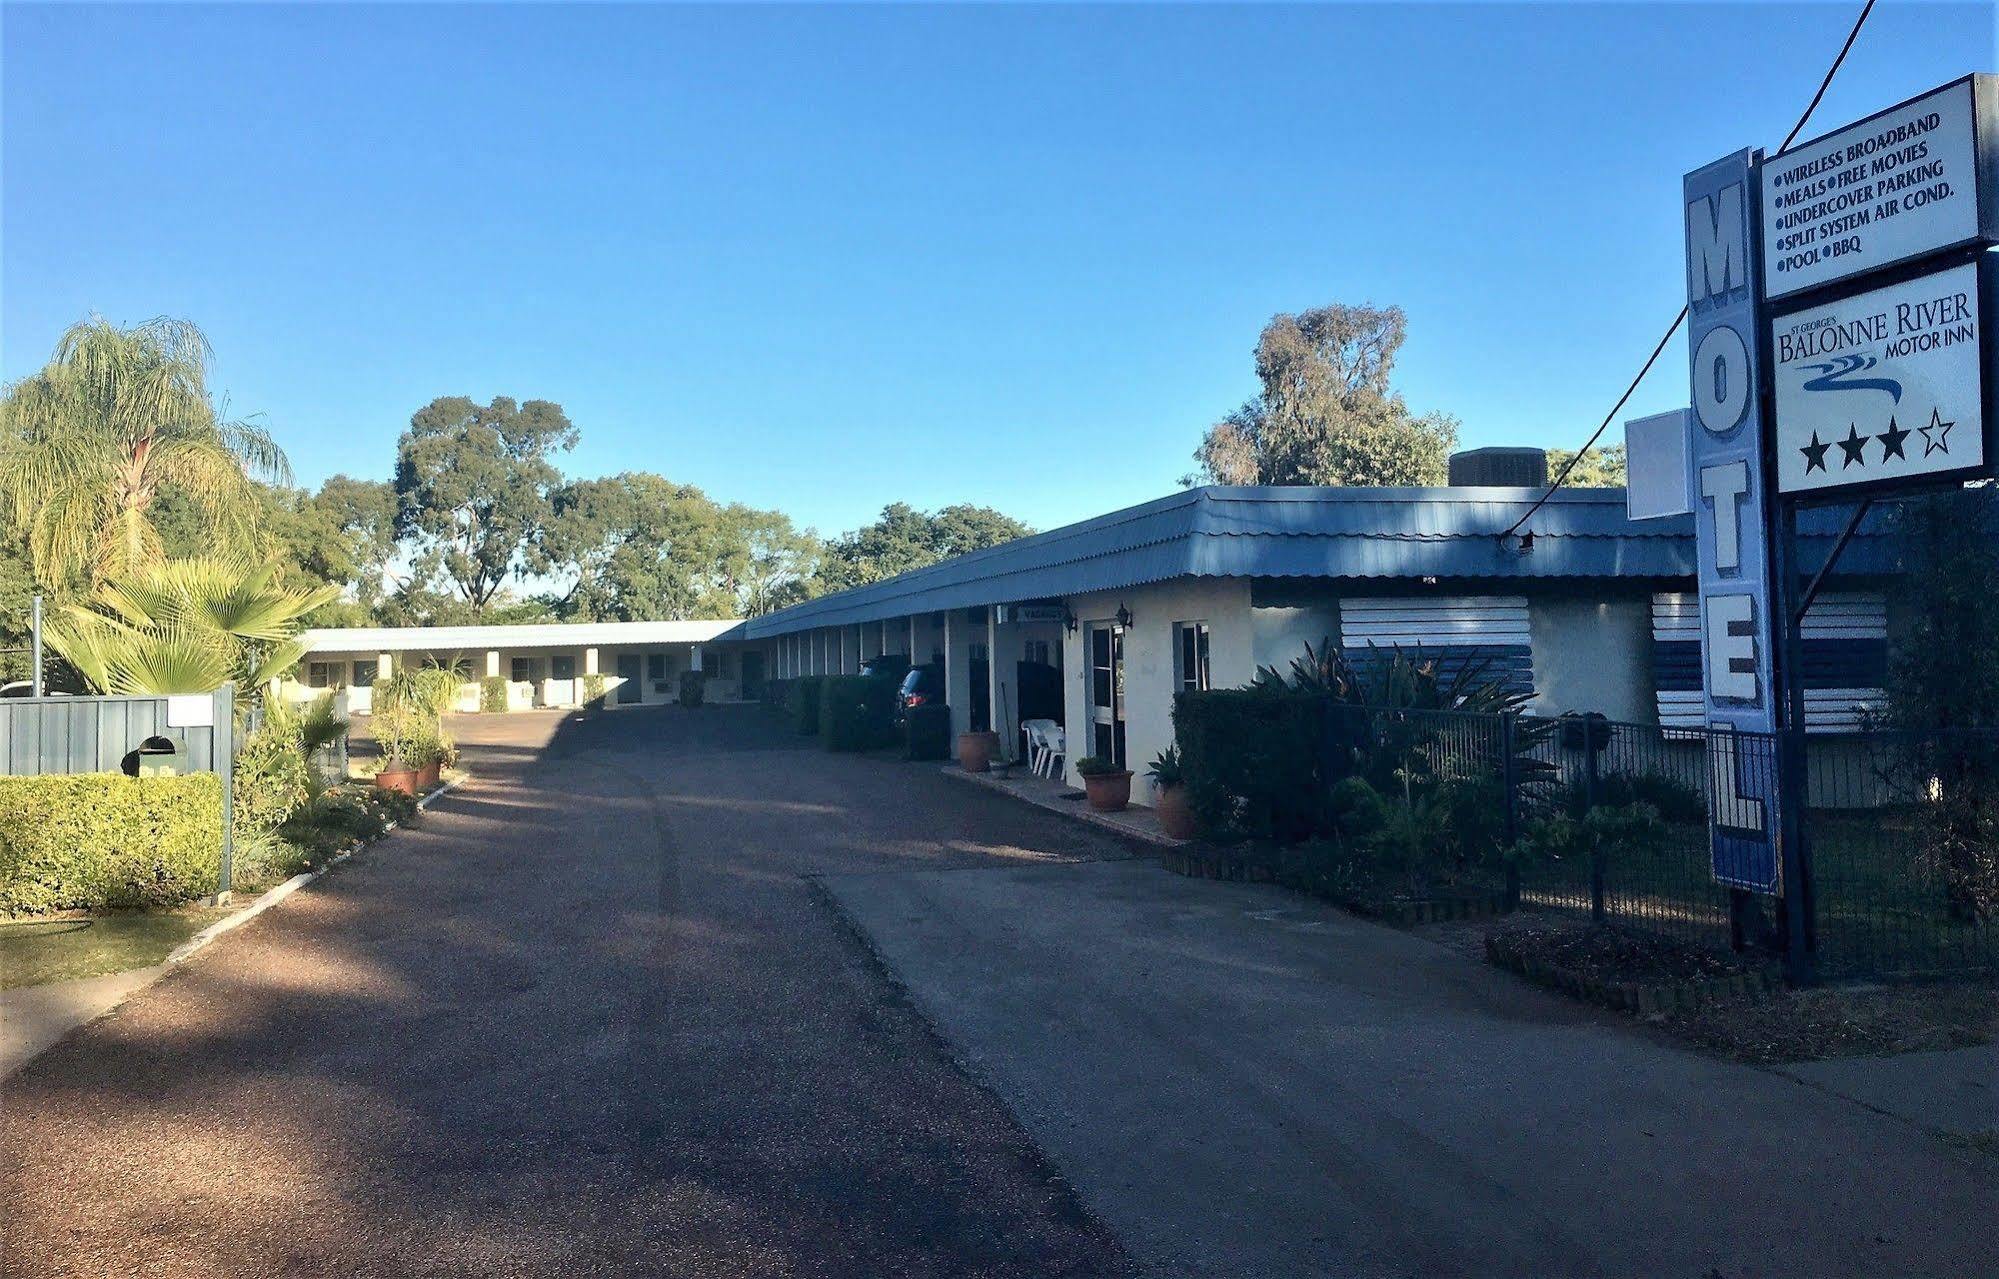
(486, 650, 501, 678)
(989, 606, 1003, 760)
(379, 651, 394, 678)
(909, 616, 918, 661)
(691, 644, 704, 673)
(881, 620, 892, 656)
(585, 647, 600, 676)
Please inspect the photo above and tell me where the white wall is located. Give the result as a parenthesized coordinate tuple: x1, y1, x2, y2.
(1528, 594, 1655, 722)
(1059, 578, 1254, 803)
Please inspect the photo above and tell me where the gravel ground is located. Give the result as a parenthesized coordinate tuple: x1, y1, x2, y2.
(0, 705, 1132, 1278)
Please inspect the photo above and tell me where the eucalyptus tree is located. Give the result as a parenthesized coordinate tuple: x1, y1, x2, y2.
(392, 396, 577, 613)
(0, 316, 290, 588)
(1190, 303, 1458, 487)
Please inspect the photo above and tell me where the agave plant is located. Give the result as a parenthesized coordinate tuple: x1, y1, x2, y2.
(47, 556, 339, 695)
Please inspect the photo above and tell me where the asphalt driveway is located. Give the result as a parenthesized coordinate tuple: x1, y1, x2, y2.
(0, 705, 1132, 1278)
(4, 703, 1990, 1278)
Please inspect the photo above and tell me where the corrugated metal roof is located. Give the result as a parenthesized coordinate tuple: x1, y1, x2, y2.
(744, 485, 1899, 638)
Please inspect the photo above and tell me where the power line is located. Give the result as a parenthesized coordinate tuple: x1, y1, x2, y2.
(1499, 0, 1878, 541)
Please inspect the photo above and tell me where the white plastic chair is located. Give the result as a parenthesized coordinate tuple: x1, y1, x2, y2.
(1021, 719, 1056, 775)
(1039, 724, 1066, 779)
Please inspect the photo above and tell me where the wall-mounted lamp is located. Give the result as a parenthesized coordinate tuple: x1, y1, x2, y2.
(1064, 610, 1078, 635)
(1517, 530, 1535, 554)
(1115, 603, 1134, 629)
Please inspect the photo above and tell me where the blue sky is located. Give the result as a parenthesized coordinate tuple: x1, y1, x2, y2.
(4, 2, 1991, 538)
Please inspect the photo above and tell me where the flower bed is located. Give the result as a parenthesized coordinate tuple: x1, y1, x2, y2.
(1484, 923, 1776, 1015)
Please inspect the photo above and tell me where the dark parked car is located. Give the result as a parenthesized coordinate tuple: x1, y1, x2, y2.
(858, 653, 911, 682)
(896, 663, 945, 722)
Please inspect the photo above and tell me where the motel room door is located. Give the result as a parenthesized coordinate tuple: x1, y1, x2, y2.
(615, 653, 643, 703)
(1087, 622, 1126, 770)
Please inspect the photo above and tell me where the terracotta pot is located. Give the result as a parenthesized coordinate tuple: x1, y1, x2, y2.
(418, 760, 441, 788)
(957, 731, 998, 773)
(1082, 770, 1133, 812)
(375, 767, 419, 796)
(1154, 783, 1198, 840)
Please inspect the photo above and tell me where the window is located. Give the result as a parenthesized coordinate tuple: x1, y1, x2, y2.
(511, 657, 538, 684)
(551, 655, 577, 680)
(1176, 622, 1211, 693)
(707, 651, 731, 679)
(647, 653, 666, 680)
(306, 662, 335, 689)
(1022, 639, 1051, 666)
(351, 660, 378, 688)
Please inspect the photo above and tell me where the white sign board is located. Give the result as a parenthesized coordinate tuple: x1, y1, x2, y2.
(1623, 409, 1692, 520)
(165, 694, 214, 728)
(1761, 76, 1994, 300)
(1772, 259, 1989, 495)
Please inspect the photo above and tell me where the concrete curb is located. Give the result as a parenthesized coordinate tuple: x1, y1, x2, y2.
(164, 773, 465, 967)
(2, 774, 467, 1082)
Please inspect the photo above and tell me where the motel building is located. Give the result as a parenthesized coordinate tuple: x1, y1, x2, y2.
(283, 619, 762, 713)
(285, 450, 1902, 813)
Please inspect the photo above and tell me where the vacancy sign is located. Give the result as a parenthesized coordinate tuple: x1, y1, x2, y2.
(1773, 259, 1991, 495)
(1761, 76, 1996, 301)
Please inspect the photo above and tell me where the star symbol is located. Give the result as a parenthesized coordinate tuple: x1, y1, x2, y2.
(1799, 431, 1831, 473)
(1877, 416, 1909, 462)
(1918, 407, 1954, 457)
(1837, 423, 1871, 469)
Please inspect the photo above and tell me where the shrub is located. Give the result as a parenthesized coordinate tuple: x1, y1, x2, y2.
(904, 703, 952, 760)
(0, 773, 224, 914)
(1145, 746, 1184, 788)
(679, 669, 707, 708)
(233, 718, 312, 836)
(788, 675, 825, 735)
(582, 672, 608, 707)
(1173, 688, 1326, 842)
(1586, 771, 1707, 825)
(1074, 755, 1123, 777)
(278, 784, 411, 862)
(820, 675, 898, 751)
(480, 675, 509, 713)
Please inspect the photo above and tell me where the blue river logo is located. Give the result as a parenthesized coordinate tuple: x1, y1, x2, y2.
(1800, 353, 1902, 403)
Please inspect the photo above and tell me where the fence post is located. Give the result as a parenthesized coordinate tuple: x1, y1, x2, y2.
(215, 682, 235, 903)
(1500, 712, 1520, 910)
(1584, 721, 1605, 924)
(1779, 726, 1817, 985)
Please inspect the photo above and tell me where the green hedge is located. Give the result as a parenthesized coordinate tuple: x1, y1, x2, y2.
(1172, 689, 1328, 843)
(820, 675, 899, 751)
(788, 676, 825, 735)
(0, 772, 225, 914)
(480, 674, 509, 712)
(905, 703, 952, 760)
(679, 669, 707, 708)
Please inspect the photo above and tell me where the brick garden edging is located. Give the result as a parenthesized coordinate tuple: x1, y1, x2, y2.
(1161, 847, 1511, 926)
(1484, 932, 1777, 1016)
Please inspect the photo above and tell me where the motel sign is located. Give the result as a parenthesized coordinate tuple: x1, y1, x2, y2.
(1680, 75, 1997, 897)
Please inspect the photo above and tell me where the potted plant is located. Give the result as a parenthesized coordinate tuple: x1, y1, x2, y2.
(957, 730, 999, 773)
(372, 709, 419, 796)
(1075, 755, 1132, 812)
(1147, 746, 1197, 839)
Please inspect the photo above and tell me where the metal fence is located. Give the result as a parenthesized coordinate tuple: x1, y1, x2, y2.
(0, 686, 238, 894)
(1321, 702, 1996, 981)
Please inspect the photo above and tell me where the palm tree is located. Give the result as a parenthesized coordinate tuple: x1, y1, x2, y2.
(47, 556, 338, 695)
(0, 316, 290, 588)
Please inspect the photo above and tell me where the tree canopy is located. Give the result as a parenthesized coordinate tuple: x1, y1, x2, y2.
(817, 502, 1033, 593)
(1190, 303, 1458, 487)
(393, 396, 577, 612)
(1545, 444, 1628, 488)
(0, 316, 290, 588)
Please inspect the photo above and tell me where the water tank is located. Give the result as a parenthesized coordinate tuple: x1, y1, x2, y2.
(1448, 447, 1548, 488)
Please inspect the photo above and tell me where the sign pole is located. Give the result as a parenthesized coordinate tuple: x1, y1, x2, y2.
(30, 594, 43, 698)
